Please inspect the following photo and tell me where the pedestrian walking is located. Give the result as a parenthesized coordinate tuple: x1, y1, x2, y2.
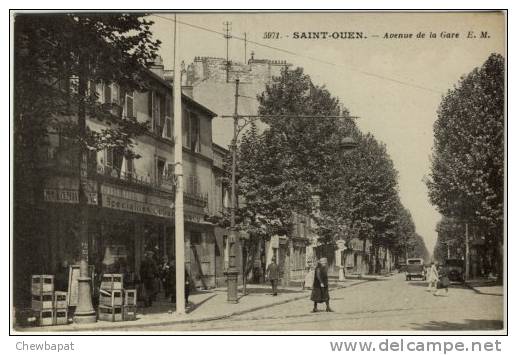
(266, 257, 280, 296)
(311, 258, 332, 312)
(434, 266, 450, 296)
(140, 251, 158, 307)
(426, 261, 439, 292)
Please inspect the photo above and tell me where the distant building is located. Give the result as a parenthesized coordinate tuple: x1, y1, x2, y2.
(184, 55, 330, 285)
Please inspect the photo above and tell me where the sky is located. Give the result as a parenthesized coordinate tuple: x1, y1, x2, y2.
(149, 12, 505, 255)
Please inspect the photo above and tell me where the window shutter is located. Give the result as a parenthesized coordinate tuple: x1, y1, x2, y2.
(104, 84, 111, 104)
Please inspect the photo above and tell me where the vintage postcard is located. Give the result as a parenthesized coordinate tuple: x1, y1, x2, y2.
(11, 10, 506, 334)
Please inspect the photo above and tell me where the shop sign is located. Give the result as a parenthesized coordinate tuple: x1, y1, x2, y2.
(43, 188, 98, 205)
(44, 176, 98, 205)
(101, 184, 173, 218)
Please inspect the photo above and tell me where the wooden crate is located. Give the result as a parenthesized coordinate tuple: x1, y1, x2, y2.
(100, 274, 123, 291)
(123, 305, 137, 321)
(99, 289, 123, 307)
(31, 292, 53, 311)
(97, 305, 123, 322)
(54, 291, 68, 309)
(54, 309, 68, 325)
(124, 289, 137, 306)
(31, 275, 54, 295)
(36, 309, 55, 326)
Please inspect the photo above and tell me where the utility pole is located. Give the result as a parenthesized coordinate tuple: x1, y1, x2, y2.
(73, 54, 96, 324)
(465, 222, 470, 281)
(244, 32, 247, 64)
(223, 21, 232, 83)
(225, 78, 240, 303)
(173, 13, 186, 315)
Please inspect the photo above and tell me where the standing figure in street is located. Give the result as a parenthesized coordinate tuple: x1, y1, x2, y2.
(266, 257, 280, 296)
(302, 259, 315, 291)
(434, 266, 450, 296)
(140, 251, 158, 307)
(311, 258, 332, 312)
(427, 262, 439, 292)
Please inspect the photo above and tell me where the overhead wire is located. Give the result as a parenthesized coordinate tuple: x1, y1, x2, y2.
(151, 13, 442, 95)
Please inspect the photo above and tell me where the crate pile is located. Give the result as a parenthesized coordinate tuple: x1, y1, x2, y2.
(31, 275, 68, 326)
(98, 274, 136, 322)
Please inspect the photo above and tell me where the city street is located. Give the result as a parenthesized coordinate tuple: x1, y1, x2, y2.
(125, 274, 503, 331)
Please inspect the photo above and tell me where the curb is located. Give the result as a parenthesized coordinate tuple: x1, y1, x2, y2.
(21, 279, 371, 332)
(464, 283, 503, 296)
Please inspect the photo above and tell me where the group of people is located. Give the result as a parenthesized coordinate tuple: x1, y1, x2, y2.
(139, 251, 190, 307)
(426, 261, 450, 296)
(266, 257, 332, 313)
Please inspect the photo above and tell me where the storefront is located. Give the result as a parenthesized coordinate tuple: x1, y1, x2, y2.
(33, 176, 222, 303)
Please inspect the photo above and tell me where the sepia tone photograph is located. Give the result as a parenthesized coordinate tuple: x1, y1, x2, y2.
(10, 10, 506, 333)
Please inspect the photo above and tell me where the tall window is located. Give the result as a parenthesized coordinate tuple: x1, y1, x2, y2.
(187, 175, 201, 195)
(190, 113, 200, 152)
(164, 96, 172, 139)
(182, 109, 201, 152)
(125, 91, 134, 118)
(104, 84, 112, 103)
(106, 147, 124, 176)
(182, 108, 191, 149)
(156, 157, 166, 185)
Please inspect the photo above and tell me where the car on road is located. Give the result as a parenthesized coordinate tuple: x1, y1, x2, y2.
(405, 258, 426, 281)
(445, 259, 464, 282)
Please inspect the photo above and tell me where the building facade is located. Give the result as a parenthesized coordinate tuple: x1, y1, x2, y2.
(13, 59, 234, 306)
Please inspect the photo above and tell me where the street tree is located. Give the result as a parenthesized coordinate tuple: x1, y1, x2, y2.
(13, 13, 160, 304)
(426, 53, 504, 275)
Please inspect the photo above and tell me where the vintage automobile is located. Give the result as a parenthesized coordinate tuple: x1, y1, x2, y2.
(405, 258, 426, 281)
(445, 258, 465, 282)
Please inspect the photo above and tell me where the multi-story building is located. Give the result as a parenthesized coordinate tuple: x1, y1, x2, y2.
(13, 57, 233, 305)
(184, 55, 320, 285)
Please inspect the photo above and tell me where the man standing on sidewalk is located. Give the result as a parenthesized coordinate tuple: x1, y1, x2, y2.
(311, 258, 332, 312)
(266, 257, 280, 296)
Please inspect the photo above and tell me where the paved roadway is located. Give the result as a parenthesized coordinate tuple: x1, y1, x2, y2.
(122, 273, 504, 331)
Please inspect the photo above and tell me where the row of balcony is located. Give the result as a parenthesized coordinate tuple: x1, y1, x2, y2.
(39, 148, 209, 207)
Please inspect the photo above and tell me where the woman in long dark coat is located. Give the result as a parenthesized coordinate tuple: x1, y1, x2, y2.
(311, 258, 332, 312)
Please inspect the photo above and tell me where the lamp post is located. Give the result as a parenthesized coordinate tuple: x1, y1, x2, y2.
(173, 14, 186, 315)
(224, 78, 240, 304)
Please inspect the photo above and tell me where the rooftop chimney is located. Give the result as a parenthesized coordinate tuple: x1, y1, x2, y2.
(149, 56, 164, 78)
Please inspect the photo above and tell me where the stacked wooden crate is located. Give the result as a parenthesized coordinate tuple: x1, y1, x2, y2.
(122, 289, 137, 321)
(31, 275, 68, 326)
(98, 274, 124, 322)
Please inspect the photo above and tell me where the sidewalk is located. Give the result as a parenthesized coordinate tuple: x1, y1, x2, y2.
(17, 277, 373, 332)
(465, 278, 503, 296)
